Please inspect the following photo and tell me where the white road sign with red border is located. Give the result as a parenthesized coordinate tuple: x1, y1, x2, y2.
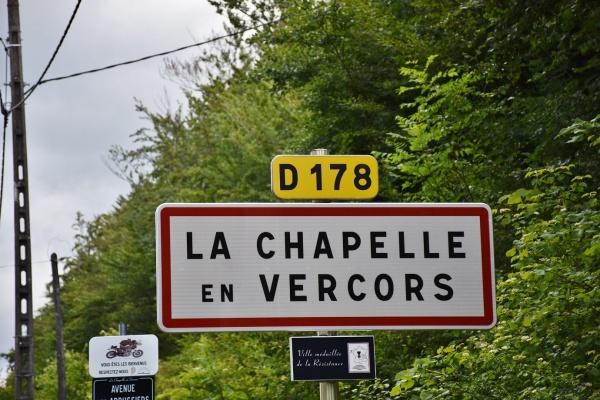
(156, 203, 495, 332)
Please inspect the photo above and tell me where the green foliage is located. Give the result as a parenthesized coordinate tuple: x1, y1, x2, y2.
(557, 115, 600, 154)
(157, 332, 316, 399)
(381, 0, 600, 201)
(0, 368, 14, 400)
(35, 351, 91, 400)
(340, 378, 397, 399)
(109, 80, 302, 203)
(390, 163, 600, 398)
(252, 0, 423, 176)
(380, 0, 600, 396)
(381, 57, 494, 202)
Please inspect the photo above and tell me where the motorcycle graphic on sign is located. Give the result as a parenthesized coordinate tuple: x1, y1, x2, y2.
(89, 334, 159, 378)
(105, 338, 143, 359)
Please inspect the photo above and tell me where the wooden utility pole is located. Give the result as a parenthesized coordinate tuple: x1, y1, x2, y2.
(7, 0, 35, 398)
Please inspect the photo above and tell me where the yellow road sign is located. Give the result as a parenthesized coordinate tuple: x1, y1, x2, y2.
(271, 155, 379, 200)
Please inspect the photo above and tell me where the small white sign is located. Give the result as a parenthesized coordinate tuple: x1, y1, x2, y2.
(89, 334, 159, 378)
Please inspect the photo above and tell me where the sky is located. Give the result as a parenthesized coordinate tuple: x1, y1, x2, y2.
(0, 0, 225, 381)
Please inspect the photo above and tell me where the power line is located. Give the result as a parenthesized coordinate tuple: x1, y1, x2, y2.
(11, 0, 83, 112)
(0, 259, 51, 269)
(30, 19, 281, 88)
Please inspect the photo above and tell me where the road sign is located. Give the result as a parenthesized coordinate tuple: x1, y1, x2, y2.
(271, 155, 379, 199)
(89, 335, 159, 378)
(156, 203, 495, 332)
(290, 336, 376, 381)
(93, 376, 154, 400)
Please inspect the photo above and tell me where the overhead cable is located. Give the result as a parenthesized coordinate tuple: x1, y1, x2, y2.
(11, 0, 83, 112)
(31, 18, 282, 88)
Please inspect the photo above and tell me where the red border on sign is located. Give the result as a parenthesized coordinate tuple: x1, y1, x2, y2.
(157, 204, 495, 331)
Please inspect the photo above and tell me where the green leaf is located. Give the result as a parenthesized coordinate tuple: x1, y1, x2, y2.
(390, 386, 402, 396)
(506, 247, 517, 257)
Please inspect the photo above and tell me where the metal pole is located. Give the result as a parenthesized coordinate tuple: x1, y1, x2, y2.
(317, 330, 339, 400)
(7, 0, 35, 398)
(319, 377, 340, 399)
(119, 323, 128, 336)
(311, 149, 339, 400)
(50, 254, 66, 400)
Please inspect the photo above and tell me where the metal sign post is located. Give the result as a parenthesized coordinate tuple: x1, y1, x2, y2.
(311, 149, 338, 400)
(317, 331, 339, 400)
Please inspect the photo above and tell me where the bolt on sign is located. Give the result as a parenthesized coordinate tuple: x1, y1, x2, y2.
(271, 155, 379, 200)
(155, 203, 496, 332)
